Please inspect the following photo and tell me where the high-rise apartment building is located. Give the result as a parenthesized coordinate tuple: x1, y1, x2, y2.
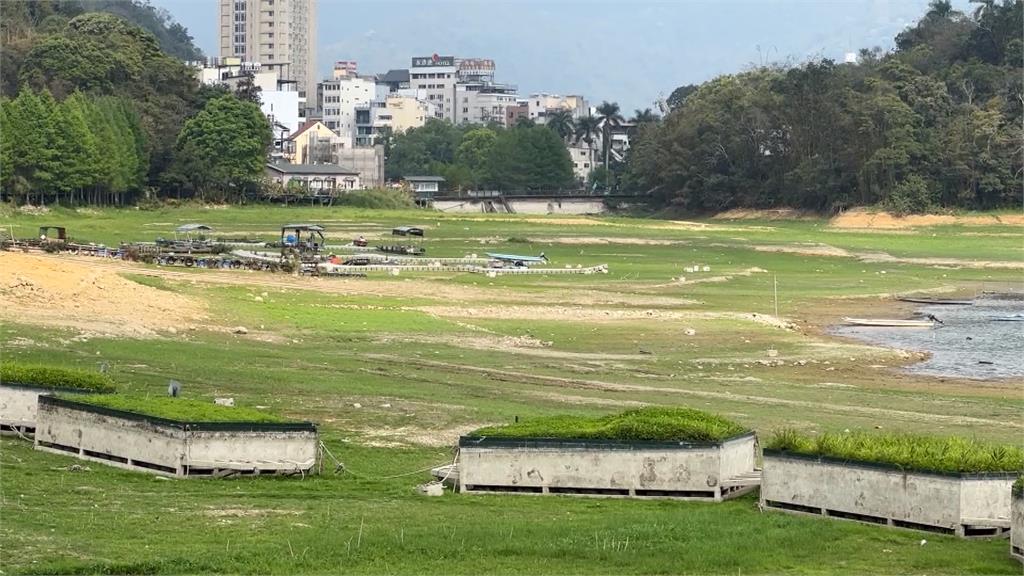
(219, 0, 316, 97)
(408, 55, 458, 120)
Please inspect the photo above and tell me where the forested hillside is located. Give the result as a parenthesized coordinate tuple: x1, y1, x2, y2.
(626, 0, 1023, 213)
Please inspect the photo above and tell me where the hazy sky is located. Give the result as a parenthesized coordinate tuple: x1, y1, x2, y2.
(153, 0, 970, 112)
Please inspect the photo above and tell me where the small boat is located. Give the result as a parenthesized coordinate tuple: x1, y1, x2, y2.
(843, 317, 936, 328)
(897, 297, 973, 305)
(992, 314, 1024, 322)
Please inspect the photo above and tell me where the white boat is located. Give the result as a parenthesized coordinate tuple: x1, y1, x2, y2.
(843, 317, 936, 328)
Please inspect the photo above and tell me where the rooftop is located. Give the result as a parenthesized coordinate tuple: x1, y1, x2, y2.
(379, 69, 410, 84)
(404, 176, 445, 182)
(267, 162, 359, 176)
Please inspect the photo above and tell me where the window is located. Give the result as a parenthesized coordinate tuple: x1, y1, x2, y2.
(462, 107, 468, 113)
(235, 13, 245, 21)
(235, 34, 245, 43)
(267, 43, 274, 49)
(235, 1, 245, 10)
(234, 46, 245, 55)
(266, 10, 273, 16)
(584, 163, 590, 168)
(234, 24, 245, 32)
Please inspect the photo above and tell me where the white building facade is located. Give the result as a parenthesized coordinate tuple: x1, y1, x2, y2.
(527, 94, 589, 124)
(408, 55, 458, 121)
(318, 75, 376, 148)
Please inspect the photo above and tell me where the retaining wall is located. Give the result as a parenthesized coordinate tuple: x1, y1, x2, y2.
(458, 432, 757, 500)
(34, 396, 317, 477)
(434, 198, 607, 215)
(1012, 493, 1023, 561)
(761, 451, 1015, 536)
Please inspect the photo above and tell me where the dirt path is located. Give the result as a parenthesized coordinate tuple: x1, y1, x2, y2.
(413, 304, 793, 328)
(361, 353, 1021, 429)
(751, 244, 1022, 269)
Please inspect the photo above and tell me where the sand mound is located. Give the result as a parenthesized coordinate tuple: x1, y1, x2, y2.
(830, 209, 1024, 229)
(713, 208, 811, 220)
(0, 252, 207, 337)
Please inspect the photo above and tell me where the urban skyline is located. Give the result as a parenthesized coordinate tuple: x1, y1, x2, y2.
(157, 0, 967, 112)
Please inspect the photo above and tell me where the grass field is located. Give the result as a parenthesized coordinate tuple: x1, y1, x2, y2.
(1, 204, 1022, 574)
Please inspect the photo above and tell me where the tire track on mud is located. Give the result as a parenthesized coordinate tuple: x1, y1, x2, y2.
(361, 353, 1020, 429)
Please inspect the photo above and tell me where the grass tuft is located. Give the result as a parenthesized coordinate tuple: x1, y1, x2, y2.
(468, 407, 749, 443)
(65, 394, 290, 423)
(1, 362, 116, 393)
(765, 428, 1024, 474)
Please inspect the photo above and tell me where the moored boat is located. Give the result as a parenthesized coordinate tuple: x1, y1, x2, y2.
(843, 317, 936, 328)
(897, 297, 973, 305)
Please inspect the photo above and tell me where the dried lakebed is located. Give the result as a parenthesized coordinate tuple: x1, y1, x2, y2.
(832, 297, 1024, 380)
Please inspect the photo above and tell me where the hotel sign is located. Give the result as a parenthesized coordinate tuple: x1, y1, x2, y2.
(412, 54, 455, 67)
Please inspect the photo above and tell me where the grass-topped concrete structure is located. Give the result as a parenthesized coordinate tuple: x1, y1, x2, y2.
(1012, 478, 1024, 562)
(34, 394, 317, 478)
(458, 407, 758, 500)
(0, 363, 116, 434)
(761, 429, 1024, 537)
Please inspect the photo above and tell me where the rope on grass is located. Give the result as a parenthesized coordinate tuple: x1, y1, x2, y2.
(317, 440, 462, 485)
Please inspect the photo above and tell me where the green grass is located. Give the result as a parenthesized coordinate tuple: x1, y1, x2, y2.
(765, 429, 1024, 474)
(65, 394, 290, 423)
(469, 407, 749, 442)
(0, 362, 116, 392)
(1, 205, 1022, 574)
(2, 438, 1016, 576)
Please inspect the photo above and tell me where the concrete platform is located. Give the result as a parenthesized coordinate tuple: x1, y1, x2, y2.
(762, 451, 1016, 537)
(34, 396, 317, 477)
(1012, 491, 1023, 561)
(458, 433, 758, 501)
(0, 384, 102, 436)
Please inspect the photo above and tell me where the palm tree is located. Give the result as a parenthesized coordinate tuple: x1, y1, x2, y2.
(546, 109, 575, 142)
(595, 101, 624, 188)
(630, 108, 661, 124)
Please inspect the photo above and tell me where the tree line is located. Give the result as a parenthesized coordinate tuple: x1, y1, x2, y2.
(383, 119, 576, 191)
(623, 0, 1022, 213)
(1, 88, 146, 205)
(0, 6, 270, 205)
(383, 102, 662, 192)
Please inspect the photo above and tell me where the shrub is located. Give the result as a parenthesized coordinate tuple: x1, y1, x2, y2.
(334, 189, 415, 209)
(1, 363, 116, 393)
(68, 394, 288, 423)
(765, 429, 1024, 474)
(468, 407, 749, 443)
(1014, 477, 1023, 498)
(886, 174, 936, 216)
